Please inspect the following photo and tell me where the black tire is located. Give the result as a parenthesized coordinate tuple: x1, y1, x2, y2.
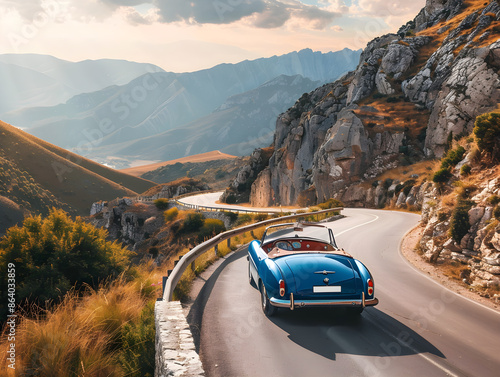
(351, 307, 364, 315)
(248, 262, 254, 285)
(260, 282, 277, 317)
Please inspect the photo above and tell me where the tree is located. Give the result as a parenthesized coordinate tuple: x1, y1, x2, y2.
(473, 112, 500, 160)
(0, 209, 132, 315)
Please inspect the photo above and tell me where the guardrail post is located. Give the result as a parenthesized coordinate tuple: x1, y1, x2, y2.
(214, 244, 218, 257)
(191, 261, 195, 273)
(227, 238, 231, 249)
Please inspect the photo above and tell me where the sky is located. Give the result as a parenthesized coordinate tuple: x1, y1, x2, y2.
(0, 0, 426, 72)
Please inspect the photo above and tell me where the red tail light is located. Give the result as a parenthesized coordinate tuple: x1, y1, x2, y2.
(279, 280, 285, 297)
(367, 279, 374, 296)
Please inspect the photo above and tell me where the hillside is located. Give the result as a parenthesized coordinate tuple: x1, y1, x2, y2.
(0, 54, 164, 115)
(3, 49, 360, 168)
(0, 121, 155, 217)
(226, 0, 500, 208)
(121, 151, 237, 177)
(0, 196, 24, 235)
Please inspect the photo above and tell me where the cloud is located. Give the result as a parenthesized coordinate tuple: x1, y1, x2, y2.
(0, 0, 342, 29)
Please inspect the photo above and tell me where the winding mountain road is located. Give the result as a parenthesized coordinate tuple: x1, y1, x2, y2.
(189, 208, 500, 377)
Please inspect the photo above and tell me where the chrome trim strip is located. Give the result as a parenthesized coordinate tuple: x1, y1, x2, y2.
(270, 297, 379, 308)
(290, 292, 294, 311)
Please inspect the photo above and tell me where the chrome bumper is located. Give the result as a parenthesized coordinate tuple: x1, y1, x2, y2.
(270, 292, 379, 310)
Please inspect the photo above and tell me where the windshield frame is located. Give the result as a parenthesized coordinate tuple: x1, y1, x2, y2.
(261, 223, 338, 248)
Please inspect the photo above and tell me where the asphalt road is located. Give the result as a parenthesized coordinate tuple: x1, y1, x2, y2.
(188, 208, 500, 377)
(179, 191, 301, 213)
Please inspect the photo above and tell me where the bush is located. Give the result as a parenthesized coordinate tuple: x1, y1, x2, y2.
(432, 168, 452, 184)
(487, 195, 500, 206)
(224, 211, 239, 223)
(441, 146, 466, 169)
(235, 214, 253, 226)
(164, 207, 179, 222)
(198, 219, 225, 240)
(253, 213, 269, 222)
(460, 164, 471, 176)
(386, 96, 401, 103)
(450, 201, 472, 243)
(494, 205, 500, 220)
(474, 112, 500, 159)
(182, 212, 205, 233)
(0, 209, 132, 316)
(154, 198, 169, 210)
(317, 198, 344, 210)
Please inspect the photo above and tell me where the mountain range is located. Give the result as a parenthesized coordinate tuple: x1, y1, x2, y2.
(0, 54, 164, 115)
(1, 48, 361, 168)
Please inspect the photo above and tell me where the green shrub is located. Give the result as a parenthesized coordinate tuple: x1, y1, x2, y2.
(164, 207, 179, 222)
(494, 205, 500, 220)
(119, 302, 156, 377)
(154, 198, 169, 210)
(487, 195, 500, 206)
(460, 164, 471, 176)
(235, 214, 253, 226)
(432, 168, 452, 184)
(474, 112, 500, 159)
(182, 212, 205, 233)
(198, 219, 225, 240)
(0, 209, 132, 317)
(450, 201, 472, 243)
(441, 146, 466, 169)
(437, 211, 448, 222)
(224, 211, 239, 223)
(317, 198, 344, 210)
(253, 213, 269, 222)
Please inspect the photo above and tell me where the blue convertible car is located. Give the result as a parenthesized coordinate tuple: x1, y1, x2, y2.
(248, 222, 378, 316)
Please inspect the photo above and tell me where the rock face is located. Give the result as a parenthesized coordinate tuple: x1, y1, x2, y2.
(224, 0, 500, 207)
(90, 198, 163, 249)
(419, 176, 500, 289)
(220, 147, 273, 204)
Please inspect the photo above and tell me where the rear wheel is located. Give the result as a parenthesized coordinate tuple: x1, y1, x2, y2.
(350, 307, 364, 315)
(248, 262, 254, 285)
(260, 282, 277, 317)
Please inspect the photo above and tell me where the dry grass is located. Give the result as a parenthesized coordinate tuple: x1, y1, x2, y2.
(0, 121, 155, 216)
(356, 98, 430, 141)
(440, 260, 470, 281)
(368, 160, 439, 186)
(0, 264, 162, 377)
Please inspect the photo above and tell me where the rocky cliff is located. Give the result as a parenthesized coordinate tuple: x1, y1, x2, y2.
(228, 0, 500, 207)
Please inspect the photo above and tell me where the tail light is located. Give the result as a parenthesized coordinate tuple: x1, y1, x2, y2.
(367, 279, 374, 296)
(279, 280, 285, 297)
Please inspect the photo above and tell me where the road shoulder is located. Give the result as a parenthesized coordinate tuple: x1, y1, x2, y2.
(401, 225, 500, 313)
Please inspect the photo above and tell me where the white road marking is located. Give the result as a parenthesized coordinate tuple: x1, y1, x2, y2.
(334, 214, 380, 237)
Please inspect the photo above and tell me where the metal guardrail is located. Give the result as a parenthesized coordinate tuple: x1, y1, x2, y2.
(162, 207, 343, 301)
(173, 199, 288, 215)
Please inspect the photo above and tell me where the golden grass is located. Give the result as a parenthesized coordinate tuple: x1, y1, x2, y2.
(0, 263, 163, 377)
(356, 99, 430, 141)
(0, 121, 156, 215)
(365, 160, 439, 187)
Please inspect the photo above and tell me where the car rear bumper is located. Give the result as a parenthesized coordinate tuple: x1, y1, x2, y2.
(269, 292, 378, 310)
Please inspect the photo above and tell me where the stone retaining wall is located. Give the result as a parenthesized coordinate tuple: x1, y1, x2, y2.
(155, 300, 204, 377)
